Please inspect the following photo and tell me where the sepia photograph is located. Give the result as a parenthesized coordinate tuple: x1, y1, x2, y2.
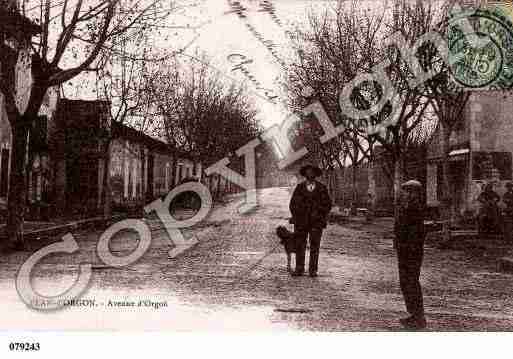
(1, 0, 513, 351)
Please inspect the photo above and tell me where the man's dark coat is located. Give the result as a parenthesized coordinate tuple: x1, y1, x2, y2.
(289, 180, 332, 229)
(394, 197, 426, 318)
(394, 199, 426, 246)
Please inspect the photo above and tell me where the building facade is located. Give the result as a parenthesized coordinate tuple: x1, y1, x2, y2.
(51, 99, 203, 216)
(426, 90, 513, 218)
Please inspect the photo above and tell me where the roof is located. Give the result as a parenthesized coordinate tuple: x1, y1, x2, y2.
(112, 121, 171, 154)
(56, 98, 195, 160)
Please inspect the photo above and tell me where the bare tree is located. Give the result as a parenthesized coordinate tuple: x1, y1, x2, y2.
(287, 0, 443, 221)
(381, 0, 470, 235)
(286, 2, 377, 205)
(422, 1, 471, 240)
(0, 0, 182, 248)
(335, 0, 438, 215)
(150, 54, 261, 191)
(94, 30, 158, 218)
(428, 81, 469, 240)
(286, 1, 387, 207)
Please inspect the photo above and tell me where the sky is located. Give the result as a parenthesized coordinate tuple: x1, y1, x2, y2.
(136, 0, 513, 129)
(24, 0, 513, 131)
(178, 0, 319, 127)
(64, 0, 333, 129)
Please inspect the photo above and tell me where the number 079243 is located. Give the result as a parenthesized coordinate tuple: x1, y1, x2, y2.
(8, 342, 40, 351)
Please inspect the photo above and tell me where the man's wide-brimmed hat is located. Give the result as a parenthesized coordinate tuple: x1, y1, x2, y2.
(401, 179, 422, 188)
(299, 164, 322, 177)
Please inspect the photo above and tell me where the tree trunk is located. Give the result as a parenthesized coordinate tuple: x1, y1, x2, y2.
(440, 124, 452, 242)
(5, 121, 30, 248)
(368, 160, 376, 206)
(340, 166, 346, 206)
(352, 163, 358, 213)
(333, 167, 341, 205)
(324, 169, 332, 199)
(329, 169, 336, 200)
(171, 156, 177, 189)
(50, 111, 66, 217)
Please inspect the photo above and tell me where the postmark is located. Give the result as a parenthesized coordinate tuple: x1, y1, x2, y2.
(448, 4, 513, 90)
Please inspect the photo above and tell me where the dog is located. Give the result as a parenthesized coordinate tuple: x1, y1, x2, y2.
(276, 225, 298, 273)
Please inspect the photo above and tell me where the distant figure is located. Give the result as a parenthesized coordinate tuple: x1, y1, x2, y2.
(502, 182, 513, 241)
(395, 179, 426, 330)
(477, 183, 500, 235)
(289, 165, 332, 277)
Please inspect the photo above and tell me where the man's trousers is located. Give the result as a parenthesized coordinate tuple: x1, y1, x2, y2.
(295, 227, 323, 274)
(396, 242, 425, 318)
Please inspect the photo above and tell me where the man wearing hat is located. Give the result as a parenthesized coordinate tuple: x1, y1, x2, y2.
(395, 179, 427, 329)
(289, 164, 332, 277)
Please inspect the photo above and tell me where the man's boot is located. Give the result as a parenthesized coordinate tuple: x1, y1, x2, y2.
(399, 315, 427, 330)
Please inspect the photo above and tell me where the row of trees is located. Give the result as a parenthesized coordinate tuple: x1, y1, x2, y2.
(286, 0, 470, 231)
(147, 55, 260, 169)
(94, 51, 260, 218)
(0, 0, 260, 249)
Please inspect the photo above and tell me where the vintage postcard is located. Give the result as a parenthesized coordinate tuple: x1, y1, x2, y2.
(0, 0, 513, 349)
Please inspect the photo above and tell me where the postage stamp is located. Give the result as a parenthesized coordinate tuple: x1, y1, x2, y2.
(448, 2, 513, 90)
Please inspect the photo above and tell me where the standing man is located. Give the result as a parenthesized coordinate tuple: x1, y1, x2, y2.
(395, 179, 427, 330)
(289, 164, 332, 277)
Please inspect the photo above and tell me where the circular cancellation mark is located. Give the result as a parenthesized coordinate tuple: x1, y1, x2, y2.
(448, 6, 513, 90)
